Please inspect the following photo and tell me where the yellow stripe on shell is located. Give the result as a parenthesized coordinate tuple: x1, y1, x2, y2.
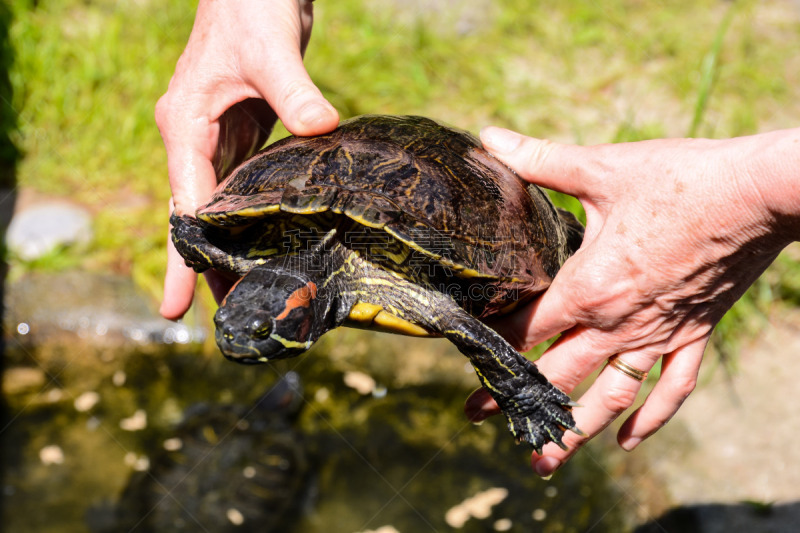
(199, 204, 281, 225)
(498, 300, 521, 315)
(280, 204, 327, 215)
(344, 212, 386, 230)
(370, 244, 411, 266)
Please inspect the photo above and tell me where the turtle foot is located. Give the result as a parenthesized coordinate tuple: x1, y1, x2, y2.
(500, 385, 580, 455)
(170, 214, 212, 273)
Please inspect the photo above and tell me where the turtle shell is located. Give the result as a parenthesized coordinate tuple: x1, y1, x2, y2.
(198, 115, 571, 296)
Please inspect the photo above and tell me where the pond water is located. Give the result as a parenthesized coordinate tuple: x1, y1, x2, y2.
(2, 272, 636, 533)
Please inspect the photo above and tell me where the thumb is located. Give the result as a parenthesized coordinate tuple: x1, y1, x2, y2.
(245, 39, 338, 136)
(480, 127, 590, 197)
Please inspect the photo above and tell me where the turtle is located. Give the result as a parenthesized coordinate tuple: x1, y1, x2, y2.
(171, 114, 584, 452)
(111, 372, 310, 532)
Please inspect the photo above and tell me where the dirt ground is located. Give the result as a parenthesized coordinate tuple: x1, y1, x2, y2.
(632, 305, 800, 532)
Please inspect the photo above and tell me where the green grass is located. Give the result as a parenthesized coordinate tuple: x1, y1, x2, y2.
(6, 0, 800, 350)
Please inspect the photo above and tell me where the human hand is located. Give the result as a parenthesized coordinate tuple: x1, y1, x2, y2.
(466, 126, 800, 476)
(156, 0, 339, 319)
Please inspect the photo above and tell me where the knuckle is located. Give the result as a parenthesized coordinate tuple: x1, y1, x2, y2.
(578, 144, 618, 190)
(663, 374, 697, 402)
(154, 92, 174, 130)
(521, 138, 555, 172)
(511, 332, 533, 353)
(571, 271, 640, 328)
(543, 366, 582, 394)
(572, 291, 620, 328)
(277, 77, 315, 113)
(573, 271, 618, 309)
(601, 384, 639, 414)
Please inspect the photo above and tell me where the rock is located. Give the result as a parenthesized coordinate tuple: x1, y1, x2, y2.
(119, 410, 147, 431)
(225, 508, 245, 526)
(6, 202, 92, 260)
(39, 445, 65, 466)
(2, 367, 46, 395)
(343, 370, 377, 395)
(445, 487, 509, 528)
(4, 270, 206, 352)
(493, 518, 513, 531)
(74, 391, 100, 412)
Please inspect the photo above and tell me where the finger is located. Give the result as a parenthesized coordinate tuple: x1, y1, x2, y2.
(204, 270, 236, 305)
(489, 277, 579, 352)
(617, 336, 707, 450)
(467, 318, 648, 423)
(480, 127, 593, 197)
(156, 91, 233, 318)
(161, 234, 198, 320)
(464, 387, 499, 421)
(490, 231, 606, 350)
(531, 350, 660, 477)
(531, 325, 624, 394)
(155, 90, 222, 216)
(243, 32, 338, 136)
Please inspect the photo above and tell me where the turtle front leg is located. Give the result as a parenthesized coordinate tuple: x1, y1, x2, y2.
(170, 214, 216, 272)
(439, 313, 581, 453)
(170, 214, 250, 276)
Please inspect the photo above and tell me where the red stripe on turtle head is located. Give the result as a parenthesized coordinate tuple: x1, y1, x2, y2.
(221, 276, 247, 307)
(275, 282, 318, 321)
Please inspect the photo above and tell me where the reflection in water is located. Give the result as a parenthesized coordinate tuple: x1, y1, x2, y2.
(107, 372, 310, 533)
(3, 271, 629, 531)
(6, 271, 206, 348)
(295, 380, 626, 533)
(3, 327, 630, 533)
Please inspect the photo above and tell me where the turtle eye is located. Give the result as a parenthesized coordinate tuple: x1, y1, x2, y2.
(248, 317, 272, 339)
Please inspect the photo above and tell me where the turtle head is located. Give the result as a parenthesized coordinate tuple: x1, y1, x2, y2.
(214, 267, 323, 363)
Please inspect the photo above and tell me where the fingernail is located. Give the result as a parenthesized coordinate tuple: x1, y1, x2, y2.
(298, 102, 333, 127)
(480, 126, 522, 154)
(620, 437, 641, 452)
(533, 456, 561, 478)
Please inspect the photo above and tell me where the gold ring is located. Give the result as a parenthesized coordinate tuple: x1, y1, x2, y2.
(606, 355, 649, 382)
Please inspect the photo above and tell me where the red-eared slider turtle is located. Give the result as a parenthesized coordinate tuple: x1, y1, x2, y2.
(113, 373, 309, 532)
(171, 115, 584, 452)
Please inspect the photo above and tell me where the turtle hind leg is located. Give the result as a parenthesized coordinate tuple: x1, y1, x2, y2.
(500, 355, 581, 453)
(439, 315, 580, 453)
(343, 262, 580, 452)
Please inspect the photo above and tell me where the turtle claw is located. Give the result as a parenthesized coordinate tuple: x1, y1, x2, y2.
(501, 387, 581, 453)
(570, 426, 588, 438)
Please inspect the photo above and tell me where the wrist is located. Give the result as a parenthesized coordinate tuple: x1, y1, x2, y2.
(732, 128, 800, 245)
